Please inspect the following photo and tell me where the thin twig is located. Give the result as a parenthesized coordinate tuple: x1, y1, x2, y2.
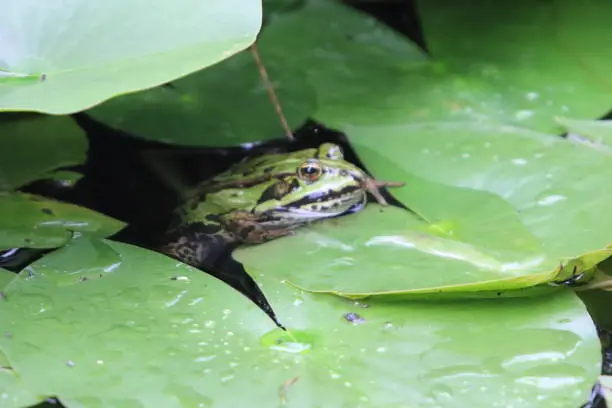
(249, 43, 294, 141)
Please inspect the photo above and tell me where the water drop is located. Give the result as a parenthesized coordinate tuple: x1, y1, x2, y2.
(515, 110, 534, 120)
(376, 347, 387, 353)
(194, 355, 216, 363)
(329, 370, 341, 379)
(461, 153, 470, 159)
(525, 92, 539, 101)
(537, 194, 566, 206)
(220, 374, 235, 383)
(260, 329, 316, 354)
(511, 158, 527, 166)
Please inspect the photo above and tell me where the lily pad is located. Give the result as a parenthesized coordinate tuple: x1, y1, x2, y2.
(256, 0, 612, 133)
(87, 50, 316, 146)
(556, 117, 612, 149)
(0, 192, 126, 250)
(0, 237, 601, 407)
(344, 122, 612, 262)
(0, 351, 40, 408)
(0, 115, 86, 190)
(1, 270, 40, 408)
(0, 0, 262, 114)
(0, 268, 15, 289)
(234, 205, 611, 298)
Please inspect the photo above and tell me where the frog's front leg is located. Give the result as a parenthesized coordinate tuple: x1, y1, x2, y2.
(222, 211, 296, 244)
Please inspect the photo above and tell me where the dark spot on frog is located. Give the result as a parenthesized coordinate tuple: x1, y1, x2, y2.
(23, 238, 32, 245)
(257, 180, 294, 204)
(497, 292, 502, 296)
(242, 168, 256, 177)
(263, 166, 275, 174)
(41, 208, 55, 216)
(78, 276, 88, 282)
(239, 225, 256, 240)
(0, 292, 6, 300)
(343, 312, 365, 325)
(340, 170, 348, 177)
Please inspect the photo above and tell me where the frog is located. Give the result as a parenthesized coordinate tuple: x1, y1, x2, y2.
(159, 143, 404, 268)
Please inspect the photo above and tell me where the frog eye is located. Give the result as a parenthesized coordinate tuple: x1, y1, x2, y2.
(297, 160, 323, 182)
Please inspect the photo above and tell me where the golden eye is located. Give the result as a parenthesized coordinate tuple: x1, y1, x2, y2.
(297, 160, 323, 181)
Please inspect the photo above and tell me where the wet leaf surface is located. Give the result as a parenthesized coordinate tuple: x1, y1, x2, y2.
(235, 206, 611, 297)
(255, 0, 612, 132)
(0, 192, 126, 250)
(0, 0, 262, 114)
(87, 51, 316, 146)
(0, 238, 601, 407)
(345, 122, 612, 262)
(556, 117, 612, 150)
(0, 115, 86, 190)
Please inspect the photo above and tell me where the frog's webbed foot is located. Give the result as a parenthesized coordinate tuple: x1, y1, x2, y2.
(160, 224, 231, 267)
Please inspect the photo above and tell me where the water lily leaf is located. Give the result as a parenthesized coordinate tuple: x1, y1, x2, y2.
(0, 268, 40, 408)
(556, 117, 612, 149)
(0, 268, 15, 289)
(255, 0, 612, 133)
(235, 206, 611, 298)
(0, 192, 126, 250)
(346, 122, 612, 260)
(87, 50, 316, 146)
(0, 237, 601, 407)
(0, 351, 40, 408)
(0, 115, 86, 190)
(0, 0, 262, 114)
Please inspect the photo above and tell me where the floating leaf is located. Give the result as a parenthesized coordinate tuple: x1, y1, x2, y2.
(256, 0, 612, 133)
(0, 0, 262, 114)
(0, 192, 126, 249)
(556, 117, 612, 149)
(345, 122, 612, 261)
(235, 206, 611, 298)
(87, 50, 316, 146)
(0, 115, 86, 190)
(0, 268, 14, 289)
(0, 238, 601, 407)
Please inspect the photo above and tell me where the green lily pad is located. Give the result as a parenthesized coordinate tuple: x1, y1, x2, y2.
(0, 0, 262, 114)
(255, 0, 612, 133)
(234, 205, 611, 298)
(0, 115, 86, 190)
(87, 50, 316, 146)
(556, 117, 612, 149)
(1, 270, 40, 408)
(0, 192, 126, 250)
(0, 268, 15, 290)
(0, 237, 601, 407)
(344, 122, 612, 262)
(0, 351, 40, 408)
